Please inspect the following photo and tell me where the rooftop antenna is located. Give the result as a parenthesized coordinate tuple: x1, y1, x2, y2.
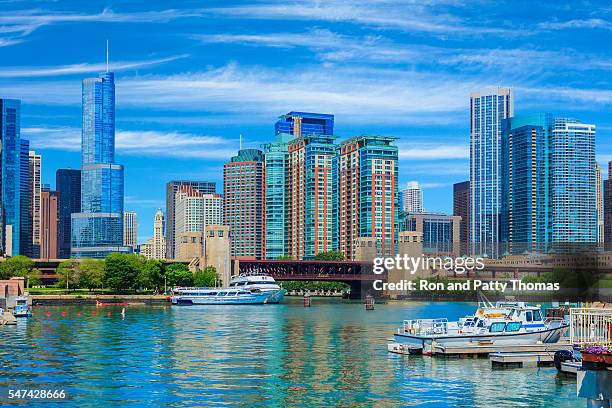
(106, 39, 109, 72)
(239, 133, 243, 150)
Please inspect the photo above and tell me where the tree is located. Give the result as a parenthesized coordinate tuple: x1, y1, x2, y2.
(57, 259, 80, 291)
(165, 263, 194, 287)
(314, 251, 344, 261)
(139, 260, 165, 292)
(104, 253, 142, 291)
(78, 259, 105, 291)
(0, 255, 34, 280)
(277, 255, 292, 260)
(194, 266, 217, 287)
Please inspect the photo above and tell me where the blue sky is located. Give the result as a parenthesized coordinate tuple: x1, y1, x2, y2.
(1, 0, 612, 242)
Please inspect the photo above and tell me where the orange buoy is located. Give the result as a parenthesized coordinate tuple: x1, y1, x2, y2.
(61, 311, 66, 316)
(46, 312, 51, 317)
(107, 312, 111, 316)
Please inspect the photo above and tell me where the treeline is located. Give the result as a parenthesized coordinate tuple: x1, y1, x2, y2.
(0, 254, 219, 293)
(282, 281, 349, 292)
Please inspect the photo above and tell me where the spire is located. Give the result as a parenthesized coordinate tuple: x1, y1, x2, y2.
(239, 133, 243, 150)
(106, 39, 109, 72)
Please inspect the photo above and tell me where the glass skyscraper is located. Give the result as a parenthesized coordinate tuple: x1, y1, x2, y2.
(275, 112, 334, 136)
(469, 87, 514, 258)
(56, 169, 81, 259)
(71, 71, 129, 258)
(19, 139, 31, 257)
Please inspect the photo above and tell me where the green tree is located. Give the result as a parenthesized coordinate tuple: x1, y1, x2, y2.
(314, 251, 345, 261)
(194, 266, 218, 287)
(57, 259, 80, 291)
(104, 253, 142, 291)
(78, 259, 105, 291)
(277, 255, 292, 260)
(139, 260, 165, 292)
(165, 263, 194, 287)
(0, 255, 34, 280)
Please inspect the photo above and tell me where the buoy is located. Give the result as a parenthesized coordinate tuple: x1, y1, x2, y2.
(61, 311, 66, 316)
(46, 312, 51, 317)
(107, 311, 111, 316)
(77, 312, 81, 316)
(92, 311, 98, 316)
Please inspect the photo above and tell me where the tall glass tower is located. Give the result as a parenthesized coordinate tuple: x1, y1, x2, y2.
(71, 71, 130, 258)
(469, 87, 513, 258)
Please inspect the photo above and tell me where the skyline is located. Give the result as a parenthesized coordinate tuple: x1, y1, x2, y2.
(1, 1, 612, 242)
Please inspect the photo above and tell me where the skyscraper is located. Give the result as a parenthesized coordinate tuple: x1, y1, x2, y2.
(71, 70, 129, 258)
(275, 111, 334, 136)
(470, 87, 514, 257)
(223, 149, 265, 260)
(29, 151, 42, 258)
(338, 135, 398, 260)
(139, 208, 166, 260)
(287, 133, 336, 259)
(19, 139, 31, 257)
(596, 164, 604, 243)
(123, 211, 137, 251)
(40, 189, 58, 259)
(401, 181, 423, 213)
(165, 180, 216, 259)
(453, 181, 469, 252)
(550, 118, 597, 244)
(1, 99, 22, 256)
(604, 161, 612, 246)
(501, 113, 552, 253)
(263, 133, 293, 260)
(56, 169, 81, 259)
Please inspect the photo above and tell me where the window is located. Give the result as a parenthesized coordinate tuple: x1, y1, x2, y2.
(506, 322, 522, 332)
(533, 310, 542, 321)
(525, 311, 533, 322)
(489, 322, 506, 333)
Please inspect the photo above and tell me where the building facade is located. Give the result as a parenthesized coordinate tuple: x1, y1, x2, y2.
(71, 71, 129, 258)
(28, 151, 42, 258)
(275, 111, 334, 136)
(401, 181, 423, 213)
(453, 181, 469, 253)
(399, 212, 461, 255)
(204, 225, 231, 286)
(286, 133, 336, 259)
(165, 180, 216, 259)
(56, 169, 81, 259)
(596, 164, 604, 243)
(470, 87, 514, 258)
(605, 162, 612, 246)
(19, 139, 31, 257)
(223, 149, 265, 260)
(338, 135, 398, 260)
(123, 211, 137, 251)
(40, 190, 58, 259)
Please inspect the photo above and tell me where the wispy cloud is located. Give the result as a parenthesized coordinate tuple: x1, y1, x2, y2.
(0, 54, 189, 78)
(540, 18, 612, 31)
(22, 126, 238, 158)
(398, 142, 468, 160)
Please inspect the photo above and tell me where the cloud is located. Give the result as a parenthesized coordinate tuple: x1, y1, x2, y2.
(125, 196, 164, 209)
(540, 18, 612, 31)
(22, 126, 238, 158)
(398, 142, 468, 160)
(0, 54, 189, 78)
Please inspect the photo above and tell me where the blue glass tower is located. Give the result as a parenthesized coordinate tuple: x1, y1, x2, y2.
(0, 99, 22, 256)
(71, 71, 130, 258)
(469, 87, 514, 258)
(19, 138, 31, 257)
(275, 112, 334, 136)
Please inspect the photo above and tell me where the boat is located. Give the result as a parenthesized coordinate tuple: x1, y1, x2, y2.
(170, 287, 274, 305)
(13, 296, 32, 317)
(393, 302, 569, 354)
(228, 274, 287, 304)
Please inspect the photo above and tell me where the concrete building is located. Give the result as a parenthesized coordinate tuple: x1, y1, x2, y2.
(223, 149, 265, 260)
(604, 161, 612, 246)
(338, 135, 398, 260)
(399, 212, 461, 256)
(401, 181, 423, 213)
(453, 181, 469, 253)
(140, 208, 166, 260)
(40, 190, 58, 259)
(123, 211, 137, 251)
(596, 164, 604, 243)
(204, 225, 231, 286)
(28, 151, 42, 258)
(165, 180, 216, 259)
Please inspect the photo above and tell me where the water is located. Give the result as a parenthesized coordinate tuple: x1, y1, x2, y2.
(0, 300, 579, 407)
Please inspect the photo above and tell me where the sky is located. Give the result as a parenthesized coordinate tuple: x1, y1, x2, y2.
(1, 0, 612, 243)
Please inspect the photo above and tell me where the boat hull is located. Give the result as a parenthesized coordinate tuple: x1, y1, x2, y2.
(265, 289, 286, 304)
(172, 292, 272, 305)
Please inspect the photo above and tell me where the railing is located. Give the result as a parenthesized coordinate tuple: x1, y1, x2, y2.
(569, 307, 612, 346)
(400, 318, 449, 335)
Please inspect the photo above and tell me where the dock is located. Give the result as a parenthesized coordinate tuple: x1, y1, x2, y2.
(433, 341, 572, 357)
(490, 351, 559, 368)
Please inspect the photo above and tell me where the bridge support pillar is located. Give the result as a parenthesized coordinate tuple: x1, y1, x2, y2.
(349, 282, 362, 299)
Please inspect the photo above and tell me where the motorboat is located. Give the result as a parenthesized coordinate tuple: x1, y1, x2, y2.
(393, 302, 568, 354)
(13, 296, 32, 317)
(228, 274, 286, 304)
(170, 287, 274, 305)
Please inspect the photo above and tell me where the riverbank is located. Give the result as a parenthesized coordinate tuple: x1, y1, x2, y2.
(32, 294, 170, 306)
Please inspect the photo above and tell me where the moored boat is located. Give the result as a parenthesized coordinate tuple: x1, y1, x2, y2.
(228, 274, 286, 304)
(13, 296, 32, 317)
(171, 287, 273, 305)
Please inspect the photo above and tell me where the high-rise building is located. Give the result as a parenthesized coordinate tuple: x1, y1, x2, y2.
(401, 181, 423, 213)
(338, 135, 398, 260)
(550, 118, 597, 244)
(165, 180, 216, 259)
(399, 212, 461, 255)
(139, 208, 166, 260)
(275, 111, 334, 136)
(604, 161, 612, 245)
(174, 187, 222, 260)
(263, 133, 293, 260)
(19, 139, 31, 257)
(71, 70, 129, 258)
(286, 133, 337, 259)
(453, 181, 470, 252)
(123, 211, 137, 250)
(223, 149, 265, 260)
(596, 164, 604, 243)
(501, 113, 552, 253)
(28, 151, 42, 258)
(470, 87, 514, 257)
(40, 190, 58, 259)
(56, 169, 81, 259)
(1, 99, 22, 256)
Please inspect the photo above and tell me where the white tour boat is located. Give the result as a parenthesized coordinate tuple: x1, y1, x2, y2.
(228, 274, 286, 304)
(171, 287, 274, 305)
(393, 302, 568, 354)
